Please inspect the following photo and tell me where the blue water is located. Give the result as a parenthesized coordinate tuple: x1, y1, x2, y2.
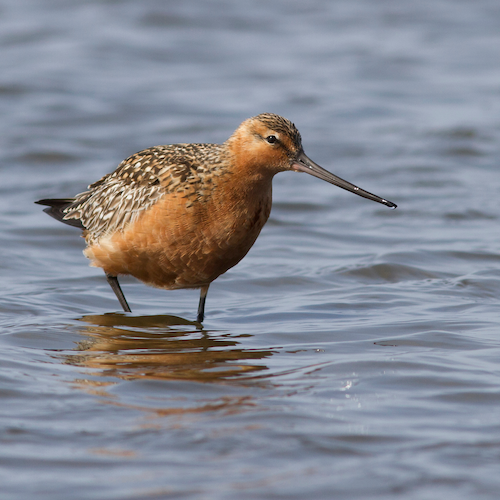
(2, 1, 500, 498)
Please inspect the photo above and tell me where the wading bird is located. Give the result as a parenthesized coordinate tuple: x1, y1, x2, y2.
(36, 113, 396, 322)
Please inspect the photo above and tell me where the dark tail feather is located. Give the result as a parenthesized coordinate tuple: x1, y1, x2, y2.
(35, 198, 84, 229)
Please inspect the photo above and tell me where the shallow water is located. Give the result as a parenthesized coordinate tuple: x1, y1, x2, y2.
(2, 0, 500, 498)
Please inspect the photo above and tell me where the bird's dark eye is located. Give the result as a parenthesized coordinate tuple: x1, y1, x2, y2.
(265, 135, 278, 144)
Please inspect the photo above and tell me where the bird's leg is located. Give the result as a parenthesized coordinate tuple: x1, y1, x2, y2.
(197, 284, 210, 323)
(105, 273, 131, 313)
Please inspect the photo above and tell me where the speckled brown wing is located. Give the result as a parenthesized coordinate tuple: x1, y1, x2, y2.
(61, 144, 227, 243)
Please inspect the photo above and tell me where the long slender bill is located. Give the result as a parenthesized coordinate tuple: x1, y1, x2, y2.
(291, 151, 396, 209)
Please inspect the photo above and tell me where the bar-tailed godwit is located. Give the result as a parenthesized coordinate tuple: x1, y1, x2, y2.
(36, 113, 396, 322)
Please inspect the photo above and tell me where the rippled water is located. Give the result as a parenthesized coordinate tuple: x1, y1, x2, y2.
(2, 0, 500, 498)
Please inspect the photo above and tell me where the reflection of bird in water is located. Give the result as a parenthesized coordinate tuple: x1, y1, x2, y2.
(68, 314, 273, 383)
(37, 113, 396, 322)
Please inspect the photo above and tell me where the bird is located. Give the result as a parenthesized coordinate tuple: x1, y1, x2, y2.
(36, 113, 396, 322)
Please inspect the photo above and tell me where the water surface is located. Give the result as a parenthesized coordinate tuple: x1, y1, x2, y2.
(1, 1, 500, 499)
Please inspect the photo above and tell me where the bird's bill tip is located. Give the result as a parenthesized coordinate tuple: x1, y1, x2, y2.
(291, 152, 396, 209)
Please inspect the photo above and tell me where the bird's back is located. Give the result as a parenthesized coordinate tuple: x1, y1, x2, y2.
(60, 143, 227, 243)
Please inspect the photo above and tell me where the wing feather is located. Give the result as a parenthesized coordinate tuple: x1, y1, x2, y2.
(60, 144, 226, 243)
